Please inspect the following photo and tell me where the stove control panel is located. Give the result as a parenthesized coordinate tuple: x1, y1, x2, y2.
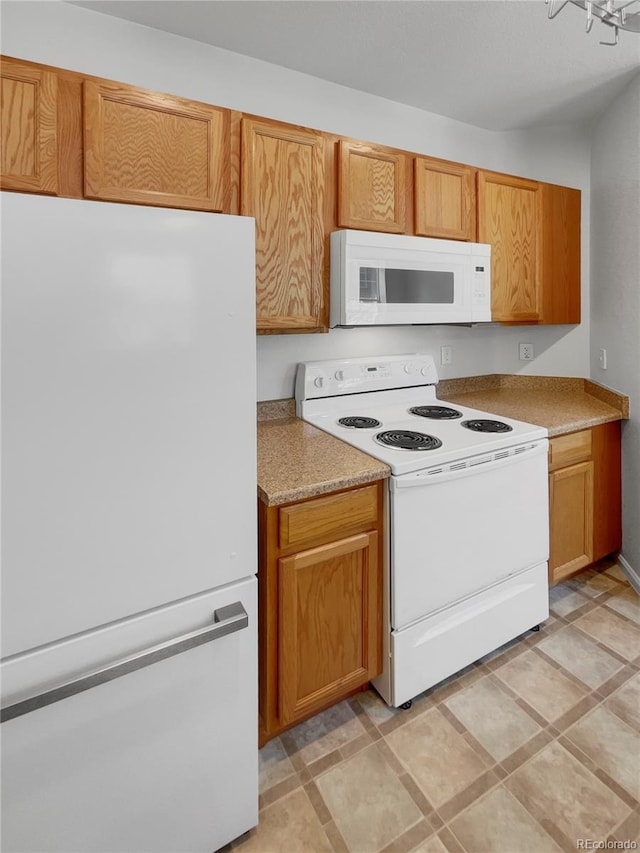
(295, 354, 439, 402)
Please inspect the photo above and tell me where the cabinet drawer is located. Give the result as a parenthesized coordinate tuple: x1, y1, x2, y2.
(549, 430, 592, 472)
(278, 485, 378, 550)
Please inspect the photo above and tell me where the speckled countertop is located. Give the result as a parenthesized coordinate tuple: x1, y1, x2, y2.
(438, 375, 629, 437)
(257, 377, 628, 506)
(257, 400, 389, 506)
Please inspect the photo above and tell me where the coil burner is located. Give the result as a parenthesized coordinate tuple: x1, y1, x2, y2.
(375, 430, 443, 451)
(461, 419, 513, 433)
(409, 405, 462, 420)
(338, 416, 382, 429)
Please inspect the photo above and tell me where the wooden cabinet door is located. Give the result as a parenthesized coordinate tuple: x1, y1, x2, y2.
(83, 81, 229, 210)
(541, 182, 581, 324)
(478, 171, 542, 322)
(549, 460, 594, 583)
(241, 117, 327, 332)
(1, 59, 58, 194)
(278, 532, 380, 726)
(414, 156, 475, 241)
(338, 140, 407, 233)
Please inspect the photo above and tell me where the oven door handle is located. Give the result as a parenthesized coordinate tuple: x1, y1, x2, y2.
(391, 439, 549, 490)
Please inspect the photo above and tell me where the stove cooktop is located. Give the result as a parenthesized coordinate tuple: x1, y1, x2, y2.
(295, 355, 548, 476)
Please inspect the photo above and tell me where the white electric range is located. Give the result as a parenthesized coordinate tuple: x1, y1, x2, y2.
(296, 353, 550, 707)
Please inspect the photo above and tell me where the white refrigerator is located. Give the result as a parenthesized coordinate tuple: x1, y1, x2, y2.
(1, 193, 259, 852)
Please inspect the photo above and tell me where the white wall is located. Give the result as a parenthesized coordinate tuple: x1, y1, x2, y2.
(590, 72, 640, 575)
(2, 1, 591, 402)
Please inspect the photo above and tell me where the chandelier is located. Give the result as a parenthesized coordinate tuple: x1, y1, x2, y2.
(547, 0, 640, 44)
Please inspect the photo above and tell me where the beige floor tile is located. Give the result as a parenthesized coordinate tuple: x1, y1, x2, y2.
(448, 785, 561, 852)
(258, 737, 296, 793)
(316, 744, 422, 852)
(476, 635, 526, 665)
(565, 706, 640, 799)
(444, 677, 541, 762)
(567, 567, 621, 598)
(573, 607, 640, 660)
(605, 586, 640, 626)
(283, 700, 366, 766)
(507, 741, 631, 843)
(386, 707, 490, 809)
(355, 688, 402, 726)
(548, 583, 590, 617)
(536, 625, 624, 688)
(603, 563, 631, 583)
(605, 672, 640, 731)
(411, 835, 449, 853)
(611, 809, 640, 845)
(232, 788, 332, 852)
(494, 649, 588, 722)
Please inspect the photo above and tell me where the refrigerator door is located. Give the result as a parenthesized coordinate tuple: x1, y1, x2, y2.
(1, 578, 258, 852)
(1, 194, 256, 656)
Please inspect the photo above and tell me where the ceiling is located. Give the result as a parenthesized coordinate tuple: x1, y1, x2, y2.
(72, 0, 640, 131)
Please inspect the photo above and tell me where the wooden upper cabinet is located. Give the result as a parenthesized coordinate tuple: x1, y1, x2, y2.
(414, 156, 475, 241)
(338, 140, 408, 233)
(1, 59, 58, 194)
(241, 117, 327, 332)
(540, 182, 581, 324)
(83, 81, 229, 210)
(478, 171, 542, 323)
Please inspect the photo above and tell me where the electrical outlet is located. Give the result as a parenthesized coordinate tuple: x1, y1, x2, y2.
(519, 343, 534, 361)
(440, 345, 452, 366)
(599, 348, 608, 369)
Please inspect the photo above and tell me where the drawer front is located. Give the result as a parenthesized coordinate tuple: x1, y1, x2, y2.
(549, 429, 592, 472)
(279, 485, 378, 550)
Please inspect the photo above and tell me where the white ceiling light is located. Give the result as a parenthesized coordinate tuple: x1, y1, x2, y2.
(547, 0, 640, 45)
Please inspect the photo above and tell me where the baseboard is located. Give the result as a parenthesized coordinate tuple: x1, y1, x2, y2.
(618, 555, 640, 594)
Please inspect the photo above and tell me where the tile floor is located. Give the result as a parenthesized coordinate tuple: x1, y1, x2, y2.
(233, 560, 640, 853)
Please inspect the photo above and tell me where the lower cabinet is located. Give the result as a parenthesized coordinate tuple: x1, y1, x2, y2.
(258, 482, 384, 745)
(548, 422, 621, 584)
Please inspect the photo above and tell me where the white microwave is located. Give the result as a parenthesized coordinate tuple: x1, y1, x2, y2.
(330, 230, 491, 327)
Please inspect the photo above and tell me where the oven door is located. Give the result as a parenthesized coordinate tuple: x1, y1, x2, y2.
(389, 440, 549, 630)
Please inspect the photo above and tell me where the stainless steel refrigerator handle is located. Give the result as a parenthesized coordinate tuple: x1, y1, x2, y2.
(0, 601, 248, 724)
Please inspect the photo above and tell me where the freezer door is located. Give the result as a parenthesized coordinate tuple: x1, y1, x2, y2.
(0, 579, 258, 853)
(1, 193, 257, 656)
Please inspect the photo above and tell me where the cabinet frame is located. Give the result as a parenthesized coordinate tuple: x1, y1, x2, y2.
(547, 422, 621, 585)
(540, 182, 581, 324)
(258, 482, 384, 745)
(1, 54, 583, 333)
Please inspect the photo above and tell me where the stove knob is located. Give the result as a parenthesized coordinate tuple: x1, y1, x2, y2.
(404, 363, 417, 374)
(335, 370, 344, 381)
(313, 376, 324, 389)
(420, 365, 431, 376)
